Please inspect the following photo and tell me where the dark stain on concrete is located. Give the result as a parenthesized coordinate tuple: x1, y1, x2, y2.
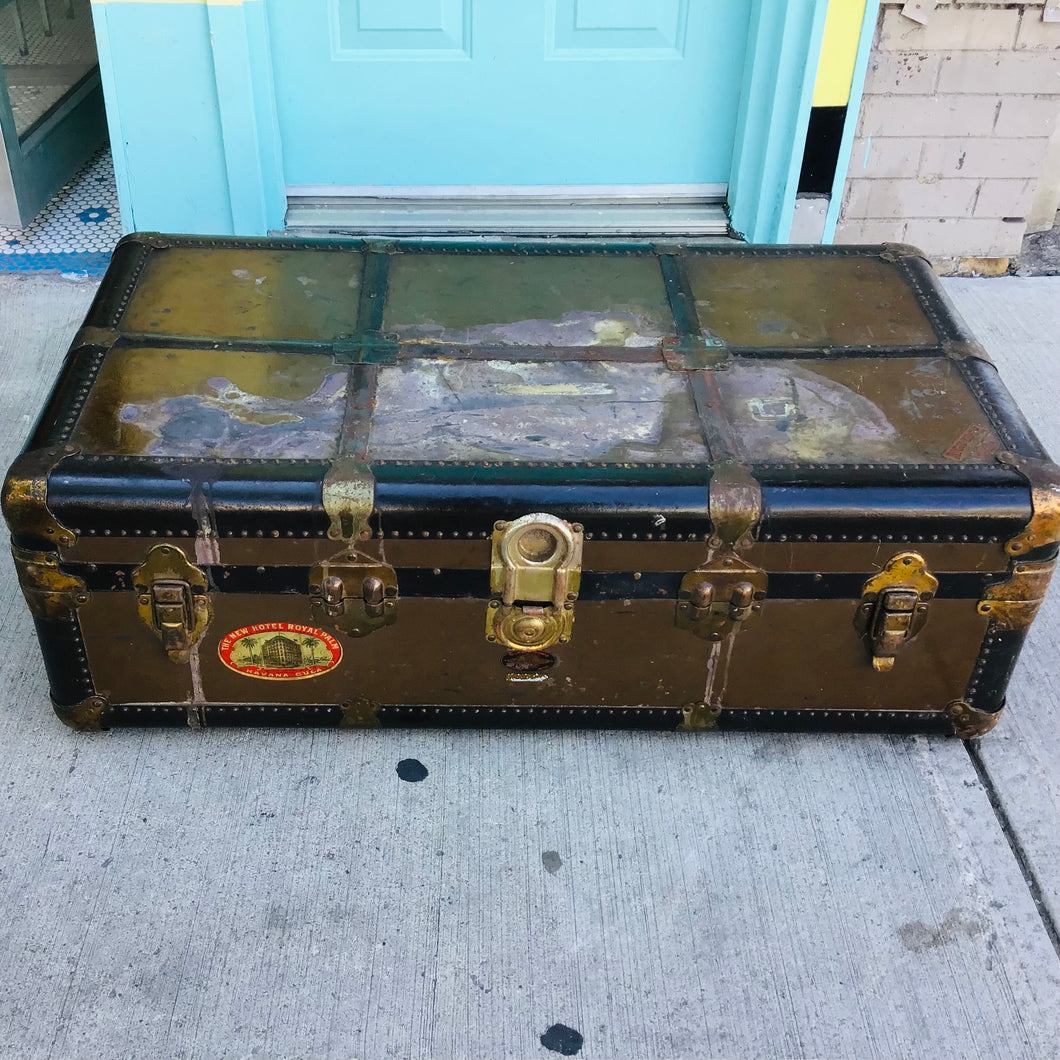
(541, 1023, 583, 1056)
(396, 758, 428, 783)
(898, 907, 987, 953)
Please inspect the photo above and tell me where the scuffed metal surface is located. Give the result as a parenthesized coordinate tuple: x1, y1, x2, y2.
(368, 360, 709, 463)
(74, 347, 352, 459)
(382, 253, 675, 349)
(113, 372, 347, 458)
(716, 358, 1003, 464)
(389, 309, 665, 348)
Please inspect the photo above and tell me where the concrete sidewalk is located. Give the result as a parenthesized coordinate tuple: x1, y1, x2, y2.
(0, 271, 1058, 1060)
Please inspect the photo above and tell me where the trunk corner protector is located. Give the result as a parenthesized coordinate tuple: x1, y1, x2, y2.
(12, 545, 89, 620)
(942, 338, 994, 364)
(978, 556, 1056, 631)
(880, 242, 931, 265)
(71, 325, 120, 352)
(2, 444, 80, 549)
(945, 699, 1003, 740)
(996, 451, 1060, 556)
(53, 694, 109, 732)
(121, 232, 171, 250)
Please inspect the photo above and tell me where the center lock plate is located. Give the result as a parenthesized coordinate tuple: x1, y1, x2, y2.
(487, 513, 583, 651)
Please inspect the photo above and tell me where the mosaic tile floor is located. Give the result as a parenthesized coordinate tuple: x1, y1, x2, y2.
(0, 147, 119, 274)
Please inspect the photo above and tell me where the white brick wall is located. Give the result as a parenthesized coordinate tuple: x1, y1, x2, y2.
(836, 3, 1060, 260)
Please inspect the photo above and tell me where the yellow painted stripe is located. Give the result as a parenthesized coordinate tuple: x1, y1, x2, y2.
(813, 0, 868, 108)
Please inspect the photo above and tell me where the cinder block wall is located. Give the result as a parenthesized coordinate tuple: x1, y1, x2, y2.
(835, 2, 1060, 261)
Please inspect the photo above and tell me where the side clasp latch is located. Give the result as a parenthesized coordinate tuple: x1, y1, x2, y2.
(855, 551, 937, 672)
(675, 552, 767, 641)
(310, 552, 398, 638)
(487, 514, 583, 651)
(133, 544, 212, 663)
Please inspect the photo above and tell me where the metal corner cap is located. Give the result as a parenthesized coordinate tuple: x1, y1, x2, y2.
(945, 699, 1003, 740)
(942, 338, 994, 364)
(119, 232, 171, 250)
(995, 452, 1060, 555)
(879, 242, 932, 265)
(2, 445, 79, 546)
(52, 695, 109, 733)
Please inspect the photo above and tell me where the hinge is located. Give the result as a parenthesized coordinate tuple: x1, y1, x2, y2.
(995, 451, 1060, 557)
(678, 702, 722, 732)
(322, 456, 375, 544)
(315, 457, 397, 637)
(978, 557, 1057, 631)
(11, 545, 89, 620)
(2, 444, 80, 549)
(310, 551, 398, 638)
(340, 695, 381, 728)
(487, 514, 583, 651)
(855, 552, 938, 672)
(132, 544, 212, 663)
(675, 554, 767, 642)
(676, 462, 765, 641)
(708, 462, 762, 551)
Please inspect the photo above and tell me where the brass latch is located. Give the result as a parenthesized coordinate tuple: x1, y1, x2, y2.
(310, 551, 398, 637)
(855, 552, 937, 672)
(676, 552, 767, 641)
(133, 545, 212, 663)
(487, 514, 583, 651)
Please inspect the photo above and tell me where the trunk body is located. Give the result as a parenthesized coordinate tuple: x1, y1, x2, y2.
(5, 235, 1057, 735)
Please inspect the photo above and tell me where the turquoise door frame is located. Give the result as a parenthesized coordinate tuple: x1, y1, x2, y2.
(89, 0, 828, 242)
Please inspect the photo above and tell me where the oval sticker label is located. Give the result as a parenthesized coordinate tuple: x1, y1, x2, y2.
(218, 623, 342, 680)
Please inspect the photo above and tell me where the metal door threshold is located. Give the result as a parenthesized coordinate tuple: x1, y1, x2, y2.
(283, 194, 733, 238)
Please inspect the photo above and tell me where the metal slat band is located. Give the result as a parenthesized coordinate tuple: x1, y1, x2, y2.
(323, 363, 380, 542)
(687, 370, 738, 465)
(333, 247, 393, 365)
(658, 251, 727, 371)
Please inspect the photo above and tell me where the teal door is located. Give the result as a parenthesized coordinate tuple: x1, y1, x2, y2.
(269, 0, 750, 192)
(90, 0, 827, 240)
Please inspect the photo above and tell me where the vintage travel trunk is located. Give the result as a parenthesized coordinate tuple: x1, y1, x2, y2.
(4, 234, 1058, 735)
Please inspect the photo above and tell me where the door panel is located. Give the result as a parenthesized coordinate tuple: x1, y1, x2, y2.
(331, 0, 471, 60)
(548, 0, 688, 58)
(269, 0, 749, 188)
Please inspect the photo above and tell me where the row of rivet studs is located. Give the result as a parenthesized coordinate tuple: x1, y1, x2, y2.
(63, 614, 94, 698)
(965, 632, 997, 703)
(71, 527, 1003, 543)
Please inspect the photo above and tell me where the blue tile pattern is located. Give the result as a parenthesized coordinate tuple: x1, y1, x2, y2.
(0, 147, 120, 275)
